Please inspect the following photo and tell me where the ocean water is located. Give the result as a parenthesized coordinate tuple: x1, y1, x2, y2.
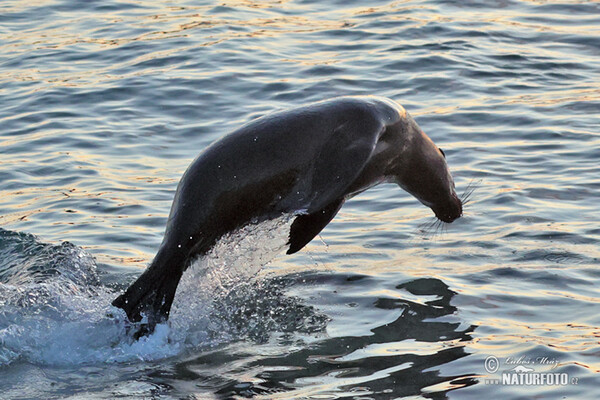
(1, 0, 599, 398)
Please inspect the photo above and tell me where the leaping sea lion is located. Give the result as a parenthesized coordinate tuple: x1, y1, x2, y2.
(112, 96, 462, 335)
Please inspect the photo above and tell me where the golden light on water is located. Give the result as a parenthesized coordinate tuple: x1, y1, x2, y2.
(1, 0, 599, 397)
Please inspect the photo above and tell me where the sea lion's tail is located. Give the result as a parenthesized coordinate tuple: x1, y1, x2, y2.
(112, 249, 185, 338)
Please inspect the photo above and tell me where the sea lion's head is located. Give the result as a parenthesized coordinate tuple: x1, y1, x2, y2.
(387, 113, 462, 223)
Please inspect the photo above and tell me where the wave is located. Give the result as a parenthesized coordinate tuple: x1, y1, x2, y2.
(0, 216, 326, 367)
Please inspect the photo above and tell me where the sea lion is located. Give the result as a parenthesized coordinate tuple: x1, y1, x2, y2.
(112, 96, 462, 334)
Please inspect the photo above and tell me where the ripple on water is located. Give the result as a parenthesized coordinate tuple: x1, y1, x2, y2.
(0, 217, 331, 369)
(1, 0, 599, 398)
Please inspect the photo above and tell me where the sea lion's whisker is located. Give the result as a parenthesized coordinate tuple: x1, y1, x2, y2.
(418, 217, 439, 234)
(418, 216, 448, 241)
(460, 178, 481, 207)
(436, 219, 445, 238)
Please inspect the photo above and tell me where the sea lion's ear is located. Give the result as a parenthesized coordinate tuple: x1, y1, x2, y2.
(287, 199, 344, 254)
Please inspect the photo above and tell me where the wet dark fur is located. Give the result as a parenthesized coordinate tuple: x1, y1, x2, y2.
(112, 96, 463, 336)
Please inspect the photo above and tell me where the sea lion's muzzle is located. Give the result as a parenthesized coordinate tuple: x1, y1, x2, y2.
(433, 193, 463, 223)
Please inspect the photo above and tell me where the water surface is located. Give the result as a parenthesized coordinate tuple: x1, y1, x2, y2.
(1, 0, 599, 398)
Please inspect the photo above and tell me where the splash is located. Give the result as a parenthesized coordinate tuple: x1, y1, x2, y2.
(168, 214, 295, 344)
(0, 229, 182, 366)
(0, 215, 324, 367)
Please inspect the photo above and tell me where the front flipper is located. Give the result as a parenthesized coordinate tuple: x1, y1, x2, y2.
(303, 112, 385, 215)
(287, 199, 344, 254)
(286, 113, 384, 254)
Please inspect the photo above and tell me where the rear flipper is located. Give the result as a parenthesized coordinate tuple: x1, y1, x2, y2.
(112, 251, 185, 338)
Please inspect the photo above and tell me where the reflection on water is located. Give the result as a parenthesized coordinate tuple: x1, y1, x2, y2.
(1, 0, 600, 398)
(166, 277, 477, 399)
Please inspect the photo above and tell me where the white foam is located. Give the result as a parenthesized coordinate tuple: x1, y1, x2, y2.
(0, 215, 295, 366)
(168, 214, 294, 344)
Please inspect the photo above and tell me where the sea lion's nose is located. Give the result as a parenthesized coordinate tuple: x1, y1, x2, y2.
(434, 193, 463, 223)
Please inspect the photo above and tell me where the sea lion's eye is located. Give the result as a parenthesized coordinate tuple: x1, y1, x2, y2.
(439, 148, 446, 158)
